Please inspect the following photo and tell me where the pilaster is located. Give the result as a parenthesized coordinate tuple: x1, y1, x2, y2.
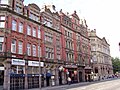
(3, 61, 11, 90)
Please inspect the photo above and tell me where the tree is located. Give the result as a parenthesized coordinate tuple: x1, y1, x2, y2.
(112, 57, 120, 74)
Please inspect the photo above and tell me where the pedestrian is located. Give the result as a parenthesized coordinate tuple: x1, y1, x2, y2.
(67, 77, 71, 85)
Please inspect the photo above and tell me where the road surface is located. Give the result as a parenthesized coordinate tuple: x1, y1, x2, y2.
(68, 79, 120, 90)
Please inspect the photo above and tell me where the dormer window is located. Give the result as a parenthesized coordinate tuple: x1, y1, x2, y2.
(29, 12, 39, 21)
(16, 5, 22, 14)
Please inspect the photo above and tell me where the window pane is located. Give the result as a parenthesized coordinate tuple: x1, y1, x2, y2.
(0, 0, 8, 4)
(33, 28, 36, 37)
(11, 39, 16, 53)
(12, 20, 17, 31)
(0, 43, 3, 51)
(27, 43, 31, 56)
(38, 29, 40, 38)
(27, 25, 31, 35)
(18, 41, 23, 54)
(19, 22, 23, 33)
(0, 22, 5, 28)
(0, 16, 5, 20)
(33, 45, 36, 56)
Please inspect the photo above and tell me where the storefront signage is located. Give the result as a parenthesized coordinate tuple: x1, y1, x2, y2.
(0, 67, 4, 70)
(28, 61, 44, 67)
(12, 59, 25, 66)
(65, 65, 77, 68)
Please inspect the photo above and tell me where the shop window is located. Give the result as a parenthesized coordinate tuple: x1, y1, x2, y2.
(11, 65, 24, 74)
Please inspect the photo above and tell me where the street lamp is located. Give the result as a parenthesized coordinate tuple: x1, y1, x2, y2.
(39, 21, 46, 90)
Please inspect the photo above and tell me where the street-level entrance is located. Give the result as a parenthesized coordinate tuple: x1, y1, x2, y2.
(0, 64, 4, 85)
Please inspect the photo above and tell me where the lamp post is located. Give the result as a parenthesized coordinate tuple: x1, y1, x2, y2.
(39, 20, 46, 90)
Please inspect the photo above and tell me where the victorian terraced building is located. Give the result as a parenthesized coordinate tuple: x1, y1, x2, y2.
(0, 0, 91, 89)
(88, 29, 113, 80)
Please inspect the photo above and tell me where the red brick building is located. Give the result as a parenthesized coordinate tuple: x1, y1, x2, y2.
(0, 0, 91, 89)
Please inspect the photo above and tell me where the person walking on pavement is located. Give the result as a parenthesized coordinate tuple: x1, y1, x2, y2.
(67, 77, 71, 85)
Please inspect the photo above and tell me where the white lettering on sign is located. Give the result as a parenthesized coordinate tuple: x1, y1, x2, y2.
(12, 59, 25, 66)
(28, 61, 44, 67)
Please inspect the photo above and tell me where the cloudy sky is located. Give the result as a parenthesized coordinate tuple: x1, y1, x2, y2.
(24, 0, 120, 58)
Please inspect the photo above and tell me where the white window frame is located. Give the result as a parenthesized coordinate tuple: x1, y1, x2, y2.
(33, 45, 36, 56)
(0, 16, 5, 28)
(11, 39, 16, 53)
(33, 28, 36, 37)
(12, 20, 17, 31)
(27, 43, 31, 56)
(18, 41, 23, 54)
(19, 22, 23, 33)
(27, 25, 31, 35)
(38, 28, 41, 38)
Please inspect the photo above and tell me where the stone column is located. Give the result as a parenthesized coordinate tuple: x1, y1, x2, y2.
(44, 66, 46, 87)
(3, 62, 11, 90)
(25, 63, 28, 89)
(55, 66, 59, 86)
(62, 71, 66, 84)
(82, 69, 85, 82)
(77, 69, 80, 83)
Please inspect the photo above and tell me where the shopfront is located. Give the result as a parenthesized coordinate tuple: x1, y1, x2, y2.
(0, 64, 4, 85)
(65, 65, 78, 84)
(10, 59, 25, 90)
(27, 61, 44, 89)
(85, 66, 92, 82)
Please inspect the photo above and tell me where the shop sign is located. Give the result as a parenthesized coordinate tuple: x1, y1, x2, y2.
(65, 65, 77, 68)
(12, 59, 25, 66)
(28, 61, 44, 67)
(0, 67, 4, 70)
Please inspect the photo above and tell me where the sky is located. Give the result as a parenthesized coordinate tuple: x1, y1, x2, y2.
(24, 0, 120, 58)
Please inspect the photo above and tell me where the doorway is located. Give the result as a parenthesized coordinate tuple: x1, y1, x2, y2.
(0, 64, 4, 85)
(79, 72, 83, 82)
(59, 71, 62, 85)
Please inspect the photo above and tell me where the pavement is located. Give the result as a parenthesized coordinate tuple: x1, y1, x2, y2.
(29, 78, 119, 90)
(0, 78, 119, 90)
